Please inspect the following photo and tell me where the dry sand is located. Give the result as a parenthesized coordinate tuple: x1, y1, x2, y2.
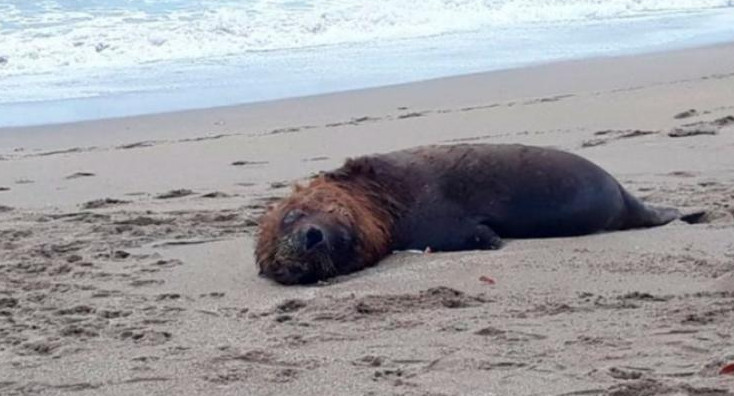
(1, 43, 734, 395)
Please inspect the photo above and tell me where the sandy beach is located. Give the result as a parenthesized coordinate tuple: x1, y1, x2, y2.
(1, 43, 734, 395)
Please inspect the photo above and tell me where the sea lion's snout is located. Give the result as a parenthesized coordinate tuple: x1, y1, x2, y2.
(266, 247, 322, 284)
(266, 261, 319, 285)
(264, 225, 333, 285)
(257, 205, 358, 285)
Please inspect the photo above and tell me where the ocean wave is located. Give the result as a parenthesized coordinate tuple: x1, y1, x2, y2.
(0, 0, 732, 76)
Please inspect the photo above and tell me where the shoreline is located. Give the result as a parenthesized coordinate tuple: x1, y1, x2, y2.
(2, 41, 734, 143)
(1, 37, 733, 395)
(2, 35, 734, 132)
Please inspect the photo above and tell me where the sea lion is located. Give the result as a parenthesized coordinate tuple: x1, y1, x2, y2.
(256, 144, 680, 285)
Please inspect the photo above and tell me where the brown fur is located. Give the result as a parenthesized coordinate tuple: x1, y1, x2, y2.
(255, 170, 399, 277)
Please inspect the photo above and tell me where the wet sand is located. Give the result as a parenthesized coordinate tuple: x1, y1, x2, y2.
(1, 43, 734, 395)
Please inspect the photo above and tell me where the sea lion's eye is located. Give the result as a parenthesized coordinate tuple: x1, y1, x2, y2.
(337, 228, 353, 246)
(282, 209, 305, 226)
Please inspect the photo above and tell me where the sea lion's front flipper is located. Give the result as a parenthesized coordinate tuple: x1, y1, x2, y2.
(471, 224, 503, 250)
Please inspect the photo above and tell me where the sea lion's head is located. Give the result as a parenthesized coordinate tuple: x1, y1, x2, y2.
(255, 178, 375, 285)
(256, 168, 396, 285)
(258, 205, 358, 285)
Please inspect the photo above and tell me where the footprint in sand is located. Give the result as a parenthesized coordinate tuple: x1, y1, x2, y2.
(60, 325, 100, 339)
(155, 293, 182, 301)
(118, 329, 172, 346)
(713, 115, 734, 126)
(231, 160, 268, 166)
(65, 172, 96, 180)
(325, 116, 380, 128)
(669, 125, 718, 137)
(155, 189, 194, 199)
(397, 112, 427, 119)
(674, 109, 698, 119)
(582, 129, 659, 148)
(0, 297, 18, 308)
(115, 216, 172, 226)
(179, 134, 228, 143)
(18, 338, 64, 356)
(666, 171, 698, 178)
(669, 115, 734, 137)
(200, 191, 231, 198)
(129, 279, 165, 287)
(303, 156, 329, 162)
(199, 292, 226, 299)
(607, 366, 644, 380)
(269, 127, 301, 135)
(151, 259, 183, 268)
(349, 116, 379, 125)
(81, 198, 130, 209)
(116, 141, 158, 150)
(36, 147, 87, 157)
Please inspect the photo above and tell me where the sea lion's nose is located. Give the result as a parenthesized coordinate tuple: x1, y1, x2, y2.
(303, 226, 324, 251)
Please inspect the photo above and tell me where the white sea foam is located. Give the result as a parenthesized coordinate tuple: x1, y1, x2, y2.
(1, 0, 732, 77)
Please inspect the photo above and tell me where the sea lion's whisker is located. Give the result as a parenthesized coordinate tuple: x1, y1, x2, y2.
(314, 252, 337, 277)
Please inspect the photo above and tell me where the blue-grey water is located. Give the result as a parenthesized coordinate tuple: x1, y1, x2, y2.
(1, 0, 734, 127)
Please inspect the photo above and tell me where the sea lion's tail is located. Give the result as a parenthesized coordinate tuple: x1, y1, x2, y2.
(619, 188, 681, 229)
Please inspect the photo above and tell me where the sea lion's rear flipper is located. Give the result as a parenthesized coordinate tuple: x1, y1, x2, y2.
(619, 188, 681, 229)
(679, 210, 709, 224)
(642, 205, 682, 226)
